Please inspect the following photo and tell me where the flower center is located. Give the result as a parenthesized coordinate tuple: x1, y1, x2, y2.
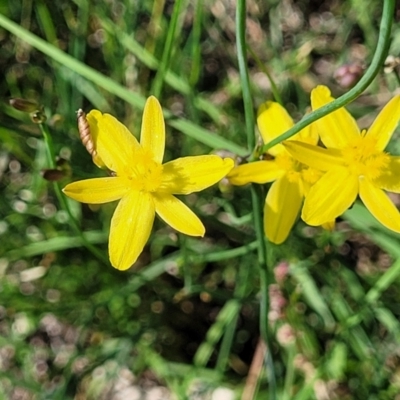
(128, 149, 163, 192)
(275, 151, 319, 184)
(340, 132, 390, 179)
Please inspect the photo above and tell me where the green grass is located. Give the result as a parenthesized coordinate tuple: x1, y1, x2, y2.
(1, 0, 400, 399)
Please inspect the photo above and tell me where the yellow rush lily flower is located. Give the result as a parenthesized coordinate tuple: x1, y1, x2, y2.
(63, 96, 234, 270)
(284, 85, 400, 232)
(227, 101, 321, 244)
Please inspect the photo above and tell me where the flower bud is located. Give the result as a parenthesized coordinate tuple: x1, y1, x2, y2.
(9, 98, 39, 113)
(41, 169, 67, 181)
(30, 108, 47, 124)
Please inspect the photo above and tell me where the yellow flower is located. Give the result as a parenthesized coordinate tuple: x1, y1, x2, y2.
(63, 96, 234, 270)
(227, 101, 321, 244)
(284, 85, 400, 232)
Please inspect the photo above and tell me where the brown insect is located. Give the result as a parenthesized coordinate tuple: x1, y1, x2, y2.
(77, 109, 97, 158)
(76, 109, 108, 170)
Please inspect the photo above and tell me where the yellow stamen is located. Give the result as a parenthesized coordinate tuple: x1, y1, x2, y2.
(340, 134, 390, 180)
(129, 150, 163, 192)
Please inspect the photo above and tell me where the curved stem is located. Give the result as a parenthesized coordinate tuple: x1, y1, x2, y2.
(236, 0, 276, 398)
(259, 0, 395, 155)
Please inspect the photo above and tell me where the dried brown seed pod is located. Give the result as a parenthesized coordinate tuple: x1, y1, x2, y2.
(9, 98, 39, 113)
(41, 168, 66, 181)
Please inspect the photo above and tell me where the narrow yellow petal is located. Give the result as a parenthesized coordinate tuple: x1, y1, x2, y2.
(63, 177, 129, 204)
(227, 160, 284, 186)
(321, 220, 335, 231)
(154, 193, 205, 236)
(140, 96, 165, 163)
(283, 141, 344, 171)
(109, 191, 155, 270)
(311, 85, 359, 148)
(296, 115, 319, 145)
(359, 177, 400, 233)
(302, 168, 358, 225)
(264, 176, 302, 244)
(87, 110, 140, 173)
(372, 156, 400, 193)
(367, 95, 400, 151)
(160, 155, 234, 194)
(257, 101, 293, 156)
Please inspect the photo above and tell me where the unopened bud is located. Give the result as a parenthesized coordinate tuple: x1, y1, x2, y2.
(334, 64, 364, 88)
(9, 98, 39, 113)
(41, 168, 67, 181)
(30, 107, 47, 124)
(41, 158, 71, 181)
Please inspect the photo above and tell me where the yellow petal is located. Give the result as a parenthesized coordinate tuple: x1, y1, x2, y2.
(257, 101, 294, 156)
(283, 141, 345, 171)
(321, 220, 335, 231)
(109, 191, 155, 270)
(372, 156, 400, 193)
(367, 95, 400, 151)
(140, 96, 165, 163)
(154, 193, 205, 236)
(87, 110, 140, 173)
(160, 155, 234, 194)
(296, 118, 319, 145)
(227, 160, 284, 186)
(311, 85, 359, 148)
(302, 168, 358, 225)
(264, 176, 302, 244)
(359, 177, 400, 233)
(63, 177, 129, 204)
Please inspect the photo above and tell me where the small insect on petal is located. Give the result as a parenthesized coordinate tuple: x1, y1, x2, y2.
(77, 109, 96, 158)
(77, 109, 107, 169)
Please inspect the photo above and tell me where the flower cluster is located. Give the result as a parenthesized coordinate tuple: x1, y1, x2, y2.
(228, 85, 400, 243)
(64, 86, 400, 269)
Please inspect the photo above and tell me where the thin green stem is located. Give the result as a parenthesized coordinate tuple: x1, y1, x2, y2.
(189, 0, 203, 88)
(259, 0, 395, 155)
(216, 258, 249, 372)
(248, 46, 283, 105)
(38, 123, 109, 265)
(282, 345, 296, 400)
(39, 119, 56, 169)
(236, 0, 276, 398)
(151, 0, 183, 97)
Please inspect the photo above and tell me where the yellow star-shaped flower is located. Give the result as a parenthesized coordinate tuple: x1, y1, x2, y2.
(63, 96, 234, 270)
(284, 85, 400, 232)
(227, 101, 321, 244)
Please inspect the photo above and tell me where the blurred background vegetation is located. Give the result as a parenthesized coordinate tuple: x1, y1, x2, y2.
(1, 0, 400, 399)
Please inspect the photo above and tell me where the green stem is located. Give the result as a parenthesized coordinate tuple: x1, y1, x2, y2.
(248, 46, 283, 105)
(189, 0, 203, 88)
(259, 0, 395, 155)
(236, 0, 276, 398)
(151, 0, 183, 97)
(38, 123, 109, 265)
